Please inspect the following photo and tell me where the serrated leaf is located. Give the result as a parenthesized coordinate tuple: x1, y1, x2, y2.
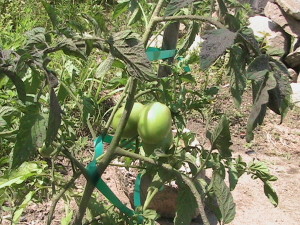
(12, 109, 47, 168)
(264, 182, 278, 207)
(174, 185, 197, 225)
(228, 164, 239, 191)
(178, 22, 200, 55)
(109, 31, 155, 81)
(200, 29, 237, 70)
(58, 38, 86, 60)
(95, 55, 114, 78)
(128, 2, 142, 26)
(247, 55, 269, 81)
(12, 191, 36, 224)
(113, 1, 130, 19)
(1, 70, 26, 103)
(268, 59, 292, 120)
(228, 45, 247, 107)
(217, 0, 228, 19)
(0, 162, 44, 188)
(212, 172, 236, 224)
(246, 72, 277, 142)
(82, 96, 95, 123)
(238, 28, 260, 54)
(165, 0, 196, 16)
(45, 88, 61, 147)
(24, 27, 48, 50)
(206, 116, 232, 157)
(42, 1, 59, 29)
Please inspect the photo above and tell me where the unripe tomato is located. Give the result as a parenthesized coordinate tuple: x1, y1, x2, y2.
(111, 102, 144, 138)
(142, 129, 173, 155)
(138, 102, 172, 144)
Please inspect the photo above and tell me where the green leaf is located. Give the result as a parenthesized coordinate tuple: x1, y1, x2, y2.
(128, 1, 142, 26)
(45, 88, 61, 147)
(82, 96, 95, 123)
(264, 182, 278, 207)
(113, 0, 130, 19)
(42, 1, 59, 29)
(238, 28, 260, 54)
(268, 59, 292, 120)
(178, 22, 200, 55)
(206, 116, 232, 157)
(109, 31, 155, 81)
(57, 38, 86, 60)
(95, 55, 114, 78)
(228, 45, 247, 107)
(228, 163, 239, 191)
(212, 172, 236, 224)
(12, 105, 47, 169)
(12, 191, 36, 224)
(247, 55, 269, 81)
(0, 162, 45, 188)
(216, 0, 228, 19)
(165, 0, 196, 16)
(225, 14, 241, 32)
(1, 69, 26, 103)
(200, 29, 237, 70)
(246, 72, 277, 142)
(24, 27, 48, 50)
(174, 185, 197, 225)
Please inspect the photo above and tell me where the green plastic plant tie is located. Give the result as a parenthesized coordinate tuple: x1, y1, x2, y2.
(134, 173, 142, 208)
(85, 135, 136, 218)
(146, 47, 177, 61)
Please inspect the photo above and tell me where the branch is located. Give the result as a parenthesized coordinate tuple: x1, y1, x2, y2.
(115, 148, 211, 225)
(153, 15, 227, 30)
(72, 77, 138, 225)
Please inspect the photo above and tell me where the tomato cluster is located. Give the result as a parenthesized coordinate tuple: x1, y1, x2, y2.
(111, 102, 173, 155)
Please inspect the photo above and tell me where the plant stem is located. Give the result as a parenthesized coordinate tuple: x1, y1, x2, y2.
(72, 78, 138, 225)
(143, 188, 159, 211)
(193, 148, 213, 180)
(153, 15, 226, 30)
(102, 78, 131, 136)
(47, 171, 81, 225)
(61, 81, 97, 139)
(142, 0, 165, 45)
(115, 148, 211, 225)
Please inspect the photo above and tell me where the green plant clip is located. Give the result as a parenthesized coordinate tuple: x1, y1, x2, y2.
(86, 135, 143, 222)
(146, 47, 191, 72)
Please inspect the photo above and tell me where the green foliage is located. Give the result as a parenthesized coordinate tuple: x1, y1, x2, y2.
(0, 0, 286, 224)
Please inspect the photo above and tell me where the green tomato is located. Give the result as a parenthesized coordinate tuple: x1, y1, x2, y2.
(142, 129, 173, 155)
(138, 102, 172, 144)
(111, 102, 144, 138)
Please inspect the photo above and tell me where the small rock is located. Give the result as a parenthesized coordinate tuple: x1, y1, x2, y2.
(291, 83, 300, 107)
(248, 16, 289, 55)
(264, 1, 300, 37)
(275, 0, 300, 20)
(288, 68, 298, 82)
(285, 47, 300, 67)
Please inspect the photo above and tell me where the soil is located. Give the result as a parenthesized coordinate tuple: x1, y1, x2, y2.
(2, 90, 300, 225)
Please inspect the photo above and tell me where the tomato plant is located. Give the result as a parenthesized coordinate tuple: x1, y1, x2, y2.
(0, 0, 291, 225)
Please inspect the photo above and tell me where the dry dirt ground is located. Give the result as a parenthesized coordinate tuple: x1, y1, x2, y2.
(2, 95, 300, 225)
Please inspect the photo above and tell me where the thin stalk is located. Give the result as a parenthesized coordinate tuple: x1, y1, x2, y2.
(72, 78, 138, 225)
(61, 81, 96, 139)
(153, 15, 226, 30)
(193, 148, 213, 180)
(142, 0, 165, 45)
(143, 188, 159, 211)
(102, 79, 131, 136)
(138, 1, 148, 28)
(115, 148, 210, 225)
(47, 172, 81, 225)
